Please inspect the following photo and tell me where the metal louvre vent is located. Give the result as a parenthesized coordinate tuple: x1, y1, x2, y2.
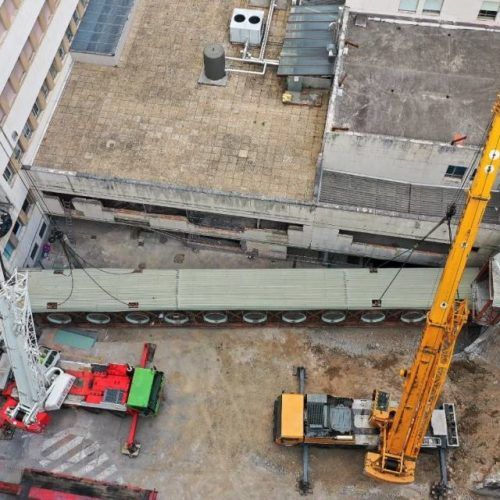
(320, 171, 500, 225)
(307, 402, 324, 428)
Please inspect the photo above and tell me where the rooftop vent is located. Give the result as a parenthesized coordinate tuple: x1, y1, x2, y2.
(230, 8, 265, 46)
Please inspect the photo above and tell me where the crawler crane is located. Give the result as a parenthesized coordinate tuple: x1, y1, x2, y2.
(274, 95, 500, 488)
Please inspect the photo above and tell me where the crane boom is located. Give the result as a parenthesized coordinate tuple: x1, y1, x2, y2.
(0, 272, 47, 423)
(365, 96, 500, 483)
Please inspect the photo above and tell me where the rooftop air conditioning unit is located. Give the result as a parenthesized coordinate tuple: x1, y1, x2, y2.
(230, 8, 264, 46)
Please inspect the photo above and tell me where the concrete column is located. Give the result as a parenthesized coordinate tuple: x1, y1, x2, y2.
(27, 113, 38, 130)
(62, 37, 70, 53)
(38, 12, 48, 31)
(12, 0, 22, 7)
(37, 91, 47, 110)
(76, 1, 85, 17)
(19, 51, 30, 71)
(8, 75, 20, 93)
(69, 18, 77, 34)
(29, 32, 40, 50)
(53, 53, 63, 71)
(0, 7, 11, 29)
(47, 0, 58, 12)
(18, 135, 29, 151)
(45, 73, 55, 90)
(0, 97, 9, 115)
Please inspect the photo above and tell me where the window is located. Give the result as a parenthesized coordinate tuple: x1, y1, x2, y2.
(22, 122, 33, 140)
(49, 61, 58, 79)
(12, 219, 24, 237)
(39, 221, 47, 238)
(423, 0, 443, 14)
(65, 26, 74, 43)
(22, 195, 32, 215)
(57, 43, 66, 59)
(30, 243, 39, 260)
(445, 165, 467, 179)
(3, 240, 15, 260)
(478, 1, 500, 19)
(41, 79, 49, 98)
(2, 165, 14, 183)
(13, 143, 23, 161)
(399, 0, 419, 12)
(32, 98, 42, 118)
(72, 10, 81, 24)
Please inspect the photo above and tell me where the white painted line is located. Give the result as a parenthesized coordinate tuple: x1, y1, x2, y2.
(46, 436, 84, 461)
(42, 430, 73, 451)
(68, 442, 100, 463)
(53, 442, 101, 473)
(75, 453, 109, 475)
(95, 464, 118, 481)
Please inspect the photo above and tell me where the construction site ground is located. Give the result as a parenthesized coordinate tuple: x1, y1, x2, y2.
(1, 324, 498, 499)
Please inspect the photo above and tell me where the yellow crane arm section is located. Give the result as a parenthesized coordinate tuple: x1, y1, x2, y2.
(365, 96, 500, 484)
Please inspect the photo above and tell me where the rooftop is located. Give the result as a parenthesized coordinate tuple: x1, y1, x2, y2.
(35, 0, 328, 201)
(333, 17, 500, 145)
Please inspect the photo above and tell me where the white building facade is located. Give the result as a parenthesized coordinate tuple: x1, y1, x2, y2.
(347, 0, 500, 25)
(0, 0, 86, 274)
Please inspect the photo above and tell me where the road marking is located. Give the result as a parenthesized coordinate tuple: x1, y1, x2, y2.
(52, 442, 101, 473)
(75, 453, 109, 475)
(95, 464, 118, 481)
(41, 430, 73, 451)
(46, 435, 85, 461)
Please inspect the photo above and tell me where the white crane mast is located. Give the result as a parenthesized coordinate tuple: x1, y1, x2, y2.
(0, 272, 48, 424)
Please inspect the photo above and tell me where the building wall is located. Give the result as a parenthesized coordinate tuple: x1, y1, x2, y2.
(0, 0, 85, 273)
(29, 167, 500, 266)
(347, 0, 500, 25)
(322, 132, 495, 189)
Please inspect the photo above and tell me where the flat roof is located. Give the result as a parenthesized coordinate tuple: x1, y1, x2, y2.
(333, 17, 500, 145)
(35, 1, 327, 202)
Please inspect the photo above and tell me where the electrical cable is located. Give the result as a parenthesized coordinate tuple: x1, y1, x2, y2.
(377, 205, 456, 302)
(64, 244, 131, 306)
(63, 244, 137, 275)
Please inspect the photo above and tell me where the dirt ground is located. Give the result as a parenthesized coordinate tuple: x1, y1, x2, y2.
(1, 325, 498, 499)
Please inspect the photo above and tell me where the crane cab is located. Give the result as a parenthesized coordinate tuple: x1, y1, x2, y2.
(274, 393, 379, 447)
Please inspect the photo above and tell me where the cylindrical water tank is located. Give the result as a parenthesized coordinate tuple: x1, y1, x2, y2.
(203, 44, 225, 81)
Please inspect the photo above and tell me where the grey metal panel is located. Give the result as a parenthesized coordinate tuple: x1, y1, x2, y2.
(27, 267, 477, 313)
(283, 39, 334, 48)
(280, 56, 333, 67)
(289, 14, 340, 22)
(283, 30, 333, 40)
(277, 65, 333, 76)
(492, 253, 500, 307)
(27, 269, 178, 313)
(319, 171, 500, 225)
(286, 22, 335, 31)
(279, 3, 341, 77)
(291, 5, 342, 13)
(280, 48, 328, 57)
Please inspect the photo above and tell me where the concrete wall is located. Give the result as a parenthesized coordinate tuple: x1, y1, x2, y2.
(347, 0, 500, 25)
(322, 132, 492, 188)
(30, 166, 500, 266)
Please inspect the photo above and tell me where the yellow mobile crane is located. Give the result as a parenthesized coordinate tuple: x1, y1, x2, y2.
(365, 97, 500, 483)
(274, 96, 500, 489)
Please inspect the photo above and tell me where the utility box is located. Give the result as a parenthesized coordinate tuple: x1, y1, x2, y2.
(230, 8, 264, 46)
